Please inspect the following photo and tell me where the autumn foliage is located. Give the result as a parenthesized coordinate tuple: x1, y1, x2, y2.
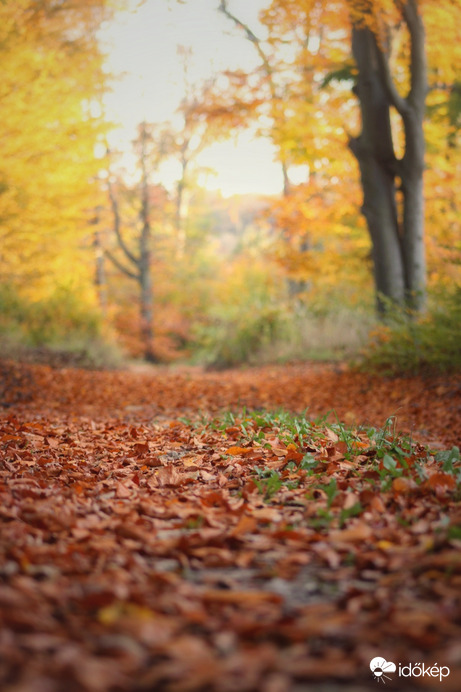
(0, 0, 114, 343)
(1, 1, 461, 689)
(211, 0, 461, 315)
(1, 0, 460, 365)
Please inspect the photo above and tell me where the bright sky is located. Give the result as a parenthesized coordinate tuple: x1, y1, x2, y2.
(99, 0, 284, 197)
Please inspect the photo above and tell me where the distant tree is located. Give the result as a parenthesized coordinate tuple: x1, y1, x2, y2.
(106, 123, 168, 361)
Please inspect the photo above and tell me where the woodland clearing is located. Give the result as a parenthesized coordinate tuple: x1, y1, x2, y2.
(0, 360, 460, 692)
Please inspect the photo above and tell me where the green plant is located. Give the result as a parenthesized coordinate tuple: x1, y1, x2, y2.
(436, 447, 461, 481)
(0, 283, 124, 369)
(313, 478, 338, 508)
(339, 502, 363, 528)
(361, 285, 461, 374)
(200, 306, 289, 369)
(199, 408, 460, 536)
(254, 468, 284, 500)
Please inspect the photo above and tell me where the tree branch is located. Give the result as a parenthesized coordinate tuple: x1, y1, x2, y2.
(372, 31, 408, 116)
(107, 176, 140, 268)
(401, 0, 427, 109)
(374, 0, 426, 116)
(104, 248, 140, 281)
(218, 1, 290, 190)
(218, 1, 274, 90)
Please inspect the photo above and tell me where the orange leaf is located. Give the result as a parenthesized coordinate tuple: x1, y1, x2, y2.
(132, 442, 149, 457)
(230, 514, 257, 537)
(286, 447, 304, 463)
(335, 441, 348, 456)
(370, 495, 386, 512)
(226, 446, 256, 456)
(392, 477, 417, 494)
(424, 472, 457, 492)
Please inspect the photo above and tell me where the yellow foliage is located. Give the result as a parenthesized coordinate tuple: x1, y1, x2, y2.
(0, 0, 115, 299)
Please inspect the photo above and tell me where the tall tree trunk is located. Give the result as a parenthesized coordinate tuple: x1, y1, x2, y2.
(138, 122, 155, 362)
(174, 152, 188, 260)
(90, 208, 108, 314)
(349, 25, 405, 313)
(105, 126, 156, 362)
(401, 110, 426, 311)
(349, 0, 427, 315)
(93, 229, 107, 315)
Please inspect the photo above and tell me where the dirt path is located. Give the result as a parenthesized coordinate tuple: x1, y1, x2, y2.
(0, 361, 460, 691)
(3, 360, 460, 447)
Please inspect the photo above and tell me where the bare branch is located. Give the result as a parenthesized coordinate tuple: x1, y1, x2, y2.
(104, 248, 140, 281)
(218, 1, 290, 189)
(219, 1, 261, 44)
(107, 175, 140, 268)
(218, 1, 274, 91)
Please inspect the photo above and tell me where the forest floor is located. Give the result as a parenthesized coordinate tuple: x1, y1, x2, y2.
(0, 360, 460, 692)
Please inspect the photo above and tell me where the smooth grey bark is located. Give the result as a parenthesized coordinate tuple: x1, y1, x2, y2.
(349, 0, 427, 314)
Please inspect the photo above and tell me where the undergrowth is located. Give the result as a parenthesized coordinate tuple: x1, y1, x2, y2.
(196, 305, 373, 369)
(361, 285, 461, 374)
(0, 283, 124, 369)
(193, 409, 461, 528)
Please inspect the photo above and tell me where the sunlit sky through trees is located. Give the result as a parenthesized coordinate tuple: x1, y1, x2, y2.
(99, 0, 285, 196)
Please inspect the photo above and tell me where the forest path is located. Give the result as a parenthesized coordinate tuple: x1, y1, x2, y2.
(0, 360, 460, 691)
(4, 359, 460, 447)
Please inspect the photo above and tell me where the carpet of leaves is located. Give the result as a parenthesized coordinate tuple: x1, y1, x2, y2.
(0, 361, 460, 692)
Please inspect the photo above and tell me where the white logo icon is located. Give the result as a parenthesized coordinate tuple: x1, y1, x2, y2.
(370, 657, 397, 683)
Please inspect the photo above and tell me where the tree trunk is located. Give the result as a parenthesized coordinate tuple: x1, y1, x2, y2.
(106, 126, 156, 362)
(174, 154, 187, 260)
(401, 111, 426, 311)
(138, 123, 155, 362)
(349, 0, 427, 315)
(350, 26, 405, 313)
(93, 229, 107, 315)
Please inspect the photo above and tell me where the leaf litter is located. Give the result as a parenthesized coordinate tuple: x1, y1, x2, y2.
(0, 360, 460, 691)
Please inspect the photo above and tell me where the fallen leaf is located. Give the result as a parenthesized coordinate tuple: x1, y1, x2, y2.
(329, 521, 372, 543)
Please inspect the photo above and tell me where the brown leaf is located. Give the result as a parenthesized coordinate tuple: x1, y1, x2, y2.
(329, 521, 372, 543)
(230, 514, 258, 537)
(392, 476, 418, 494)
(115, 481, 132, 498)
(424, 472, 457, 492)
(252, 507, 284, 523)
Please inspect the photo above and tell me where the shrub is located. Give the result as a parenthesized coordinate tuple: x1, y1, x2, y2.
(361, 286, 461, 374)
(195, 306, 288, 369)
(0, 284, 123, 368)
